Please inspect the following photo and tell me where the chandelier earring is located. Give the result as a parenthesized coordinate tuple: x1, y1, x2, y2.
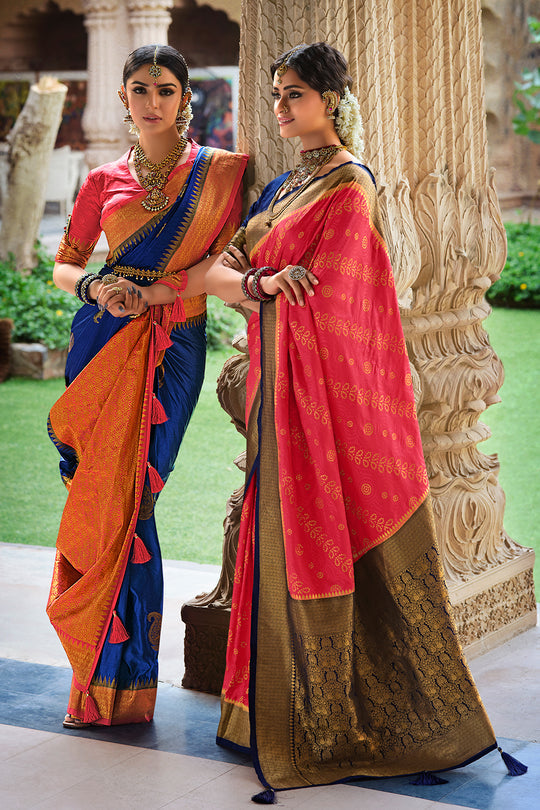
(176, 88, 193, 136)
(118, 87, 140, 136)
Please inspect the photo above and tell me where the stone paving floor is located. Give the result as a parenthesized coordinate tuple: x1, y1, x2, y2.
(0, 542, 538, 810)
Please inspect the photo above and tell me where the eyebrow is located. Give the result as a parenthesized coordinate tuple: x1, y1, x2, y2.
(130, 80, 178, 88)
(272, 84, 304, 91)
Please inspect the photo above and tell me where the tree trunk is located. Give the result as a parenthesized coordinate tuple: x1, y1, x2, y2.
(0, 77, 67, 271)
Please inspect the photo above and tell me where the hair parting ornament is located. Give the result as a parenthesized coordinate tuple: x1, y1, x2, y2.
(275, 45, 304, 83)
(148, 45, 162, 84)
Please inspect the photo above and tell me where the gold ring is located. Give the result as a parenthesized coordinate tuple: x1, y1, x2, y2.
(101, 274, 119, 285)
(288, 265, 307, 281)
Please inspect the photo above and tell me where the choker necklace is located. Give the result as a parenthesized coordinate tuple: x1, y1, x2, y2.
(265, 144, 345, 226)
(133, 138, 187, 212)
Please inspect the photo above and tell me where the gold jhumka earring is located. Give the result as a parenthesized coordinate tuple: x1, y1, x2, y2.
(322, 89, 341, 120)
(118, 87, 139, 136)
(176, 89, 193, 135)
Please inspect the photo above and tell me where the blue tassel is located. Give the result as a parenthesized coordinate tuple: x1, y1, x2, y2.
(410, 771, 448, 785)
(251, 788, 276, 804)
(498, 747, 528, 776)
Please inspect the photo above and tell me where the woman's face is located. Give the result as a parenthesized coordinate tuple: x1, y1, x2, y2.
(125, 64, 185, 137)
(272, 67, 334, 146)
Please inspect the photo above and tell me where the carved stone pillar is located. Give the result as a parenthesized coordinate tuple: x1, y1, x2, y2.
(181, 0, 536, 691)
(126, 0, 173, 47)
(82, 0, 129, 168)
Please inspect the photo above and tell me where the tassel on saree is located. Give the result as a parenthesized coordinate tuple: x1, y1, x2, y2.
(170, 295, 185, 322)
(410, 771, 448, 785)
(83, 691, 101, 724)
(153, 322, 173, 351)
(148, 463, 165, 493)
(110, 610, 130, 643)
(498, 746, 528, 776)
(132, 533, 152, 564)
(151, 393, 168, 424)
(251, 789, 276, 804)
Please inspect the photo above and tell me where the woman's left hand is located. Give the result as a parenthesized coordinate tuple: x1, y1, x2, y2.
(96, 278, 149, 318)
(260, 265, 318, 306)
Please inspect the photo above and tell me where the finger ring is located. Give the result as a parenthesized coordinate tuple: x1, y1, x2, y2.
(101, 274, 119, 285)
(288, 265, 306, 281)
(109, 286, 123, 294)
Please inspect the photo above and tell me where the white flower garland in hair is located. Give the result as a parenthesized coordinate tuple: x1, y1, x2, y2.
(335, 87, 364, 158)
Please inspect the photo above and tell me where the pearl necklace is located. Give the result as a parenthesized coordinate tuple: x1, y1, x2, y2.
(133, 138, 187, 212)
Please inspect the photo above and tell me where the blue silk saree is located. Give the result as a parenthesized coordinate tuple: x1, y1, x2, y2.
(47, 144, 246, 724)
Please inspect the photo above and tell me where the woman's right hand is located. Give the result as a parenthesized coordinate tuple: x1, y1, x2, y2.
(222, 244, 250, 274)
(260, 265, 319, 306)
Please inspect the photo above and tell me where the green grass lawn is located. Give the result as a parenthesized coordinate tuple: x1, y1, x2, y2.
(1, 309, 538, 597)
(482, 308, 539, 597)
(0, 348, 244, 565)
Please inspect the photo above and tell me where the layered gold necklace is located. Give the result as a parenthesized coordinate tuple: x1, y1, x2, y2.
(265, 144, 345, 226)
(133, 137, 187, 212)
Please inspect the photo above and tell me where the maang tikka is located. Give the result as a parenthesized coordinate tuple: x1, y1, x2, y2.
(148, 45, 162, 85)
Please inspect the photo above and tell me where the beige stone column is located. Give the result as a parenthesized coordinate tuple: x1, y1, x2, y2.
(82, 0, 129, 168)
(126, 0, 173, 47)
(181, 0, 536, 691)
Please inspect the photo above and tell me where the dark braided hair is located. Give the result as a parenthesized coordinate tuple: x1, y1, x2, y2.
(123, 44, 189, 93)
(270, 42, 352, 99)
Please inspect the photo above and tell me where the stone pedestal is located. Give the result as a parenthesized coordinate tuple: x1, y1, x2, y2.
(9, 343, 68, 380)
(180, 603, 230, 694)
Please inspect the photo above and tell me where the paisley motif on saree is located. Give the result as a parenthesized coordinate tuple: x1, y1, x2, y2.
(218, 164, 496, 788)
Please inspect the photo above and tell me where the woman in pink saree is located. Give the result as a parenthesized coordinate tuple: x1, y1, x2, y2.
(206, 42, 523, 803)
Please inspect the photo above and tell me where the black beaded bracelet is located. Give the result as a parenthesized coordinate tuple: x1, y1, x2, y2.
(75, 273, 100, 305)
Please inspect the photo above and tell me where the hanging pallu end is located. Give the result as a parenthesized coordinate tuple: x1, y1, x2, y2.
(410, 771, 449, 785)
(147, 462, 165, 493)
(109, 610, 130, 643)
(151, 393, 168, 424)
(251, 789, 276, 804)
(131, 533, 152, 564)
(83, 691, 101, 724)
(498, 746, 528, 776)
(153, 321, 173, 352)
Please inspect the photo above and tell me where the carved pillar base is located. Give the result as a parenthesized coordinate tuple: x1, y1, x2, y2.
(180, 602, 230, 694)
(448, 550, 536, 659)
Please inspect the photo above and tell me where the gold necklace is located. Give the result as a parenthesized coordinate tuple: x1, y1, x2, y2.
(133, 138, 187, 212)
(265, 144, 345, 226)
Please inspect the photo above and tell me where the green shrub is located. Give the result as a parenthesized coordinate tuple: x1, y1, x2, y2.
(206, 296, 245, 350)
(0, 245, 81, 349)
(0, 246, 245, 351)
(487, 223, 540, 308)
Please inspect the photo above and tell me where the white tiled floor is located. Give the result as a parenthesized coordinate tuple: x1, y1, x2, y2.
(0, 724, 473, 810)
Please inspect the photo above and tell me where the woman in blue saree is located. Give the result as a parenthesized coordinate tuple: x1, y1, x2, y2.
(47, 44, 247, 727)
